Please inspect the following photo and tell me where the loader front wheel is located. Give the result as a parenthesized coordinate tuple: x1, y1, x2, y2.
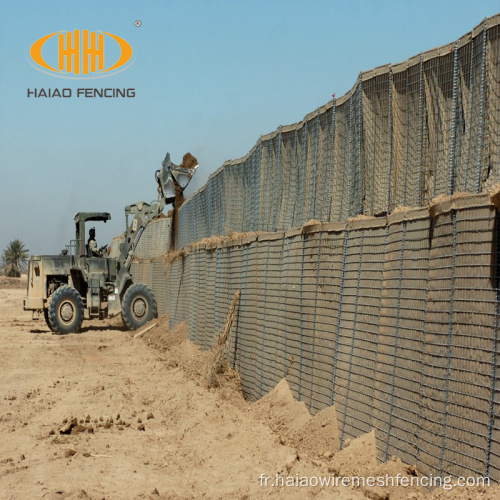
(43, 309, 55, 332)
(48, 285, 84, 334)
(121, 283, 157, 331)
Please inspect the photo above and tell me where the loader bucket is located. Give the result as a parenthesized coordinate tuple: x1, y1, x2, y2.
(157, 153, 198, 201)
(172, 164, 198, 189)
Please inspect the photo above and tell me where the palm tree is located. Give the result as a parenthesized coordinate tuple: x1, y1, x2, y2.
(1, 239, 29, 277)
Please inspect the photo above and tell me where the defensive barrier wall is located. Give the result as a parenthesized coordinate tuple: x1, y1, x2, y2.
(130, 15, 500, 482)
(133, 193, 500, 482)
(133, 216, 171, 259)
(178, 15, 500, 249)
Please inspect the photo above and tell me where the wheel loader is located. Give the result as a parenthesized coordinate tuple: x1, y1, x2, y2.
(23, 152, 198, 334)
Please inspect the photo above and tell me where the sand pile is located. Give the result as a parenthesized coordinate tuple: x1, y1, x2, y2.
(2, 290, 499, 499)
(178, 152, 198, 170)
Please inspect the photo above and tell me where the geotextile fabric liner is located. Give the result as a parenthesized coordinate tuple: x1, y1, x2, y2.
(176, 15, 500, 249)
(132, 194, 500, 482)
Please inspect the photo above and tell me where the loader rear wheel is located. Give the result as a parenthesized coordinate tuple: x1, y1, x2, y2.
(48, 285, 84, 334)
(121, 283, 157, 331)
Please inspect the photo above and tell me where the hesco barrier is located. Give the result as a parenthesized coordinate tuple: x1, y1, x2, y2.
(132, 192, 500, 482)
(128, 15, 500, 483)
(133, 216, 172, 259)
(178, 15, 500, 249)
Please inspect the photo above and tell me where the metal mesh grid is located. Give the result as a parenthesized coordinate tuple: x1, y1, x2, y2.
(362, 71, 391, 215)
(337, 222, 387, 445)
(128, 14, 500, 485)
(134, 218, 172, 259)
(175, 17, 499, 249)
(418, 205, 498, 480)
(374, 215, 430, 467)
(131, 196, 500, 482)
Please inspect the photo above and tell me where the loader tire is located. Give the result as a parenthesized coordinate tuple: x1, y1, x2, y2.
(121, 283, 157, 331)
(43, 309, 55, 332)
(48, 285, 84, 334)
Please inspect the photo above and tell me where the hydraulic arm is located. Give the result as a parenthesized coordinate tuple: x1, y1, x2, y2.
(119, 152, 198, 271)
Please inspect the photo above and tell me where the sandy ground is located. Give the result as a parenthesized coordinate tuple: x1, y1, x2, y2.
(1, 280, 499, 499)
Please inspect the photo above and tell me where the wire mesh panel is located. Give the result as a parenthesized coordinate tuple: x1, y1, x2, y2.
(373, 210, 430, 467)
(297, 229, 321, 407)
(242, 156, 253, 232)
(130, 261, 142, 284)
(234, 240, 257, 399)
(196, 248, 207, 346)
(328, 226, 358, 438)
(331, 102, 350, 222)
(213, 246, 224, 341)
(174, 16, 499, 248)
(185, 250, 198, 344)
(185, 252, 197, 343)
(152, 260, 167, 316)
(202, 248, 217, 349)
(282, 231, 305, 402)
(316, 108, 334, 223)
(337, 219, 387, 444)
(362, 69, 391, 216)
(418, 201, 498, 480)
(392, 61, 423, 208)
(243, 240, 266, 400)
(289, 128, 302, 229)
(255, 238, 272, 397)
(312, 225, 345, 411)
(350, 82, 364, 218)
(303, 117, 318, 223)
(165, 259, 176, 328)
(136, 217, 171, 256)
(485, 22, 500, 191)
(226, 241, 243, 368)
(260, 235, 285, 392)
(277, 129, 295, 231)
(168, 258, 184, 326)
(258, 139, 273, 232)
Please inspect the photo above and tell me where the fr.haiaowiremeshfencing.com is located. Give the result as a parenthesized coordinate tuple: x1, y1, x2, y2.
(259, 473, 491, 490)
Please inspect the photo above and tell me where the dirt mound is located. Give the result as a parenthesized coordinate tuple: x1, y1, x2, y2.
(143, 320, 207, 378)
(291, 405, 340, 458)
(142, 318, 244, 405)
(329, 430, 377, 477)
(142, 315, 181, 348)
(251, 379, 311, 442)
(370, 457, 425, 500)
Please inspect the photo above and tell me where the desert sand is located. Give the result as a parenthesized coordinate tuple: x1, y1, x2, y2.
(0, 279, 498, 499)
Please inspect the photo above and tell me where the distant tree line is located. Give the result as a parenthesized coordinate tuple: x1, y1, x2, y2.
(1, 239, 29, 277)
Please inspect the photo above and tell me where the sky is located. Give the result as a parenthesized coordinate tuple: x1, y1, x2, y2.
(0, 0, 499, 256)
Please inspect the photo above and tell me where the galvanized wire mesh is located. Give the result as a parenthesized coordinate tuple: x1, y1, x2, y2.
(133, 195, 500, 482)
(177, 16, 499, 249)
(129, 14, 500, 485)
(133, 217, 172, 259)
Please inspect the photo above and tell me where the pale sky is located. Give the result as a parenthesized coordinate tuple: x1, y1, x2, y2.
(1, 0, 499, 255)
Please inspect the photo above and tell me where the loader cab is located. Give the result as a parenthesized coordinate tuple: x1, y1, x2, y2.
(74, 212, 111, 265)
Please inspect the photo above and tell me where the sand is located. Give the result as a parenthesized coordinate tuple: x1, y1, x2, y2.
(1, 281, 499, 499)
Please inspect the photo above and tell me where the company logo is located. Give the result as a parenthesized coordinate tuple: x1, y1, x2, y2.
(29, 30, 133, 79)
